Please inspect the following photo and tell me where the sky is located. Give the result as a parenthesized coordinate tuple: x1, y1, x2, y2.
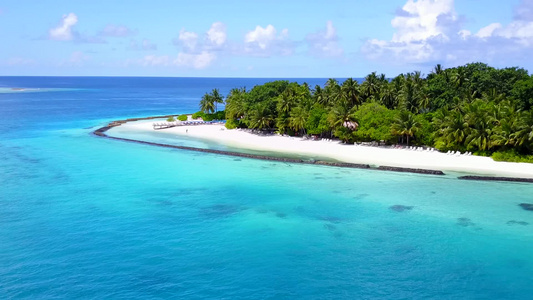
(1, 0, 532, 77)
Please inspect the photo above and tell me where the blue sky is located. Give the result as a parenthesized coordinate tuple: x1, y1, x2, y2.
(1, 0, 532, 77)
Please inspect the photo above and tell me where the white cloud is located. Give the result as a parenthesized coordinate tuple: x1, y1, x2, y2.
(169, 22, 227, 69)
(206, 22, 227, 47)
(177, 29, 198, 51)
(362, 0, 533, 69)
(245, 25, 277, 49)
(244, 24, 292, 56)
(306, 21, 344, 57)
(475, 23, 502, 38)
(99, 24, 136, 37)
(476, 23, 502, 39)
(174, 51, 215, 69)
(493, 21, 533, 45)
(391, 0, 455, 43)
(362, 0, 458, 64)
(49, 13, 78, 41)
(48, 13, 106, 43)
(458, 29, 471, 40)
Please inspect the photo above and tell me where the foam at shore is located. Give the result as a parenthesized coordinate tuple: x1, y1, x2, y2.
(108, 119, 533, 178)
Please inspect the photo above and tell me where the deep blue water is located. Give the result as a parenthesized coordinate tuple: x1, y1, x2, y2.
(0, 77, 532, 299)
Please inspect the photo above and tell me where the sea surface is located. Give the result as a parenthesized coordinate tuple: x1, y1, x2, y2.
(0, 76, 532, 299)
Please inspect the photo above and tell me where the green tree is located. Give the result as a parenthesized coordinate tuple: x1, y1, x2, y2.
(341, 78, 361, 108)
(329, 101, 357, 142)
(211, 88, 224, 112)
(361, 72, 381, 102)
(379, 83, 399, 110)
(391, 110, 420, 146)
(249, 102, 274, 130)
(512, 110, 533, 151)
(289, 106, 308, 136)
(325, 78, 342, 106)
(225, 87, 247, 120)
(353, 102, 397, 143)
(199, 93, 215, 114)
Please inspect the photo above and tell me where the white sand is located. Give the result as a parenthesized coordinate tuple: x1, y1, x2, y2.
(111, 119, 533, 178)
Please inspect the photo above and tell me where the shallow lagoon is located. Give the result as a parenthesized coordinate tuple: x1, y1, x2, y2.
(1, 77, 532, 299)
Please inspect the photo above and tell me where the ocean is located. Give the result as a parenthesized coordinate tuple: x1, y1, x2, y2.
(0, 77, 532, 299)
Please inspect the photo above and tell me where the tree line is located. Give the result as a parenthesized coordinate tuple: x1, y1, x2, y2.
(198, 62, 533, 162)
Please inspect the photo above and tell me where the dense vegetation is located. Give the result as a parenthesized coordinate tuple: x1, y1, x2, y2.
(197, 63, 533, 162)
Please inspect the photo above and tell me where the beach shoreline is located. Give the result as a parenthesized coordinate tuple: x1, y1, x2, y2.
(96, 116, 533, 180)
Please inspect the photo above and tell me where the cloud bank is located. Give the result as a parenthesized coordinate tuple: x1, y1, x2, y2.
(362, 0, 533, 69)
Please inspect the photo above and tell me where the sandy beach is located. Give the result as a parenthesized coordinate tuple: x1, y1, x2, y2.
(110, 119, 533, 178)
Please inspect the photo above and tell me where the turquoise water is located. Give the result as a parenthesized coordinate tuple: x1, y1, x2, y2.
(1, 77, 532, 299)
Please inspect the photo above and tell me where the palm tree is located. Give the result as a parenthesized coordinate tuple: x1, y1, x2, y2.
(411, 71, 424, 88)
(512, 110, 533, 149)
(225, 87, 247, 119)
(249, 103, 274, 130)
(276, 87, 296, 115)
(313, 85, 326, 106)
(453, 66, 469, 89)
(391, 110, 420, 146)
(199, 93, 215, 114)
(493, 113, 519, 148)
(400, 80, 420, 114)
(341, 78, 361, 108)
(466, 120, 494, 151)
(464, 100, 496, 151)
(211, 88, 224, 112)
(289, 106, 308, 136)
(432, 64, 444, 75)
(327, 101, 358, 142)
(325, 78, 341, 106)
(362, 72, 380, 101)
(379, 84, 399, 110)
(440, 112, 469, 147)
(483, 88, 506, 103)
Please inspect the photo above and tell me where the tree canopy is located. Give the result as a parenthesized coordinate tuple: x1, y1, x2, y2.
(200, 62, 533, 162)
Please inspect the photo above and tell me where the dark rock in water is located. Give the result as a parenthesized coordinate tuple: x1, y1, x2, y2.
(389, 205, 414, 212)
(233, 158, 242, 161)
(159, 200, 173, 206)
(507, 220, 529, 226)
(294, 206, 306, 214)
(201, 204, 245, 218)
(354, 193, 369, 200)
(275, 212, 287, 219)
(431, 191, 436, 194)
(519, 203, 533, 211)
(459, 176, 533, 183)
(323, 223, 337, 231)
(318, 216, 342, 224)
(457, 217, 475, 227)
(377, 166, 444, 175)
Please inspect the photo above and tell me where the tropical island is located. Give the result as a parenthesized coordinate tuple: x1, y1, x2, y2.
(100, 62, 533, 179)
(191, 62, 533, 163)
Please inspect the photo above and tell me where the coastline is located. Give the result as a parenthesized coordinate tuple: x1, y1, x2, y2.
(94, 116, 533, 181)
